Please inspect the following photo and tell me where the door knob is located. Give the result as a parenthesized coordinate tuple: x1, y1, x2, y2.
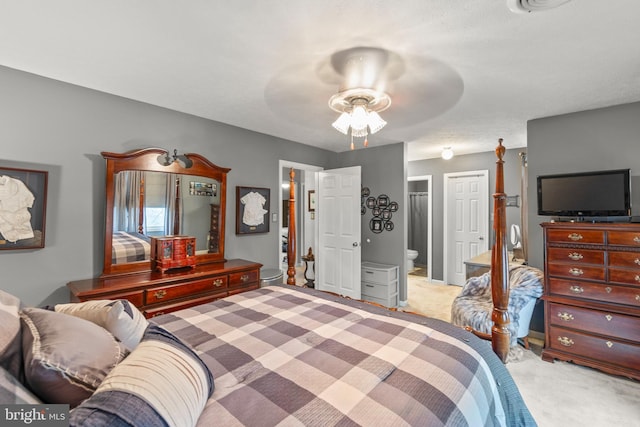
(353, 242, 359, 247)
(478, 236, 484, 241)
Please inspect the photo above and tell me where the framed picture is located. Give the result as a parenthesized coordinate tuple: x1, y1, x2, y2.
(308, 190, 316, 212)
(0, 167, 48, 250)
(236, 186, 270, 234)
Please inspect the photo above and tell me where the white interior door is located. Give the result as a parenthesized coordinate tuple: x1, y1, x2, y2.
(317, 166, 361, 299)
(443, 170, 489, 286)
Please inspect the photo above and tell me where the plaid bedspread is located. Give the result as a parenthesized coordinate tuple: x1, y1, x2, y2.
(111, 231, 150, 264)
(154, 285, 536, 427)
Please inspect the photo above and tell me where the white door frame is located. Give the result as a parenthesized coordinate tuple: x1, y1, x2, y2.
(277, 160, 323, 269)
(407, 175, 433, 282)
(443, 170, 489, 285)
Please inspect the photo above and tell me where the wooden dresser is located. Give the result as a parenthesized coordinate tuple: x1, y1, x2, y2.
(68, 259, 261, 318)
(541, 222, 640, 380)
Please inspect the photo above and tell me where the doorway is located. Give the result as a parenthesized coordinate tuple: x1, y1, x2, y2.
(277, 161, 323, 271)
(443, 170, 489, 286)
(407, 175, 432, 282)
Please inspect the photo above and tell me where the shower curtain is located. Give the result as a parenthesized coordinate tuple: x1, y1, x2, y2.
(408, 192, 428, 267)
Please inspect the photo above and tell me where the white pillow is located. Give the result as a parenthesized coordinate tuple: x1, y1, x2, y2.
(55, 300, 148, 351)
(70, 325, 214, 427)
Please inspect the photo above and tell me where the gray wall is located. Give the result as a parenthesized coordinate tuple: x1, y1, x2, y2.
(0, 65, 337, 306)
(336, 143, 408, 302)
(408, 147, 525, 281)
(526, 101, 640, 332)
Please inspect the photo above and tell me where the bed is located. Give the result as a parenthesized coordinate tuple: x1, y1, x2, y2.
(111, 231, 151, 263)
(0, 140, 535, 425)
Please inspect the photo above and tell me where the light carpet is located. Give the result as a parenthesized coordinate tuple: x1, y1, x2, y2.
(405, 276, 640, 427)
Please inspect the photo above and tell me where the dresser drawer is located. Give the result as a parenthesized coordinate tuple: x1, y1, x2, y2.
(608, 231, 640, 247)
(608, 268, 640, 287)
(229, 269, 259, 288)
(227, 282, 259, 296)
(145, 276, 226, 305)
(546, 263, 605, 281)
(547, 247, 604, 265)
(144, 292, 226, 318)
(608, 251, 640, 268)
(548, 303, 640, 342)
(548, 278, 640, 307)
(546, 229, 604, 245)
(362, 280, 397, 299)
(548, 326, 640, 371)
(88, 290, 144, 307)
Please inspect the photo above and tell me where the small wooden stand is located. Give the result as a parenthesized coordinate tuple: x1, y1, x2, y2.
(151, 236, 197, 273)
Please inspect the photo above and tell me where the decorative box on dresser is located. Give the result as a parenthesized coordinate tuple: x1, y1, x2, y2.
(68, 259, 261, 318)
(361, 261, 399, 308)
(541, 222, 640, 380)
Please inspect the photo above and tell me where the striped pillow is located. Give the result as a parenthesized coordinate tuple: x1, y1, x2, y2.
(55, 300, 148, 351)
(70, 325, 214, 427)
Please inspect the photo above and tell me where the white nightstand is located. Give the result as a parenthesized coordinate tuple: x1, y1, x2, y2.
(361, 261, 399, 308)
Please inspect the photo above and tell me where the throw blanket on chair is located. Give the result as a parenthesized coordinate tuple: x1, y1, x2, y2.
(451, 265, 544, 348)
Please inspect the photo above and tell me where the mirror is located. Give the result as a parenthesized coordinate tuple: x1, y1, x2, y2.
(102, 148, 229, 276)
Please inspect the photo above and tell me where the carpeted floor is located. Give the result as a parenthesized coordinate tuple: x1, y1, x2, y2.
(404, 276, 640, 427)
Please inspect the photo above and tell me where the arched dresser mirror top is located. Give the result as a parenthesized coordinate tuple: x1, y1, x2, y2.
(101, 148, 229, 277)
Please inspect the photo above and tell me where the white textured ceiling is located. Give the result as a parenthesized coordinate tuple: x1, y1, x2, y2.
(1, 1, 639, 160)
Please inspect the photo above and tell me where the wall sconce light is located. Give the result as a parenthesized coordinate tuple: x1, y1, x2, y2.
(157, 149, 193, 168)
(441, 147, 454, 160)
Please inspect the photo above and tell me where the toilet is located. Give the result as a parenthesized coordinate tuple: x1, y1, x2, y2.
(407, 249, 419, 271)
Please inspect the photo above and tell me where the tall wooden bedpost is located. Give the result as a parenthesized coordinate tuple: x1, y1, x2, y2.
(491, 138, 510, 362)
(287, 168, 297, 285)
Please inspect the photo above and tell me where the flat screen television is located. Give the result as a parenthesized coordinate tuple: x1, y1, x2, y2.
(537, 169, 631, 218)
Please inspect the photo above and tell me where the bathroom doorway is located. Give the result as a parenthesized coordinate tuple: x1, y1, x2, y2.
(408, 175, 432, 282)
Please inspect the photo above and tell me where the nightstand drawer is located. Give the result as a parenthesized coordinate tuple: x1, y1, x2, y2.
(546, 229, 604, 245)
(361, 262, 398, 284)
(548, 303, 640, 342)
(547, 247, 604, 265)
(547, 263, 605, 281)
(362, 280, 397, 299)
(362, 293, 398, 308)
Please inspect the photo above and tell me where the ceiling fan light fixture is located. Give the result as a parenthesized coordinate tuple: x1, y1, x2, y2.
(332, 112, 351, 134)
(329, 88, 391, 149)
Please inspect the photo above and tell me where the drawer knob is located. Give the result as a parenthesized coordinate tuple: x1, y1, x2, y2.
(605, 314, 613, 321)
(152, 312, 165, 317)
(568, 233, 583, 241)
(635, 275, 640, 283)
(605, 286, 612, 293)
(241, 274, 250, 282)
(568, 268, 584, 277)
(557, 312, 574, 322)
(634, 236, 640, 244)
(635, 295, 640, 302)
(568, 252, 583, 261)
(635, 258, 640, 266)
(558, 336, 574, 347)
(154, 290, 167, 299)
(213, 278, 224, 287)
(606, 341, 614, 348)
(569, 285, 584, 294)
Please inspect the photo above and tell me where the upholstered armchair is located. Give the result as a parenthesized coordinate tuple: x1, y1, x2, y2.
(451, 265, 544, 349)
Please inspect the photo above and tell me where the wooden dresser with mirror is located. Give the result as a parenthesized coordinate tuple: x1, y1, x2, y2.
(67, 148, 261, 318)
